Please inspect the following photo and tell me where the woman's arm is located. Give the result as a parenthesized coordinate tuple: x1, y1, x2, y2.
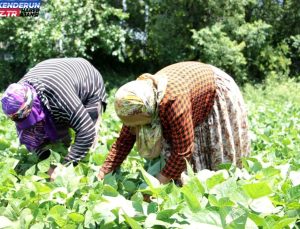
(100, 125, 136, 175)
(59, 94, 97, 164)
(35, 147, 51, 160)
(159, 96, 195, 180)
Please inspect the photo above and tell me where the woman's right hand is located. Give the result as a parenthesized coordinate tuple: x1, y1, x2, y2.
(97, 170, 105, 180)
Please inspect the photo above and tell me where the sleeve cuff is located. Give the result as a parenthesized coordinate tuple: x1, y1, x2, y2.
(62, 158, 78, 166)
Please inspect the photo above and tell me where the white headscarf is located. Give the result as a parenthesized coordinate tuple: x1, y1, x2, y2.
(114, 73, 167, 159)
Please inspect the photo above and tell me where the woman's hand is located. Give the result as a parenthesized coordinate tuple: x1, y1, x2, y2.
(97, 170, 105, 180)
(156, 172, 171, 184)
(47, 164, 65, 181)
(141, 173, 170, 203)
(47, 166, 58, 181)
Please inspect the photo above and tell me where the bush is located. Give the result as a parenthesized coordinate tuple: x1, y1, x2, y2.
(191, 24, 247, 83)
(191, 20, 292, 83)
(287, 35, 300, 76)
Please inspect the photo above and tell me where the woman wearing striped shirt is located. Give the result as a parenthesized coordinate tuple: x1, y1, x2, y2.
(98, 62, 250, 184)
(1, 58, 107, 179)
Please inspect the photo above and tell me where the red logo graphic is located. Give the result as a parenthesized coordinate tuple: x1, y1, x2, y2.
(0, 8, 21, 17)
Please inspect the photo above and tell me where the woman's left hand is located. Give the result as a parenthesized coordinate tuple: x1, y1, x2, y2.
(156, 172, 171, 184)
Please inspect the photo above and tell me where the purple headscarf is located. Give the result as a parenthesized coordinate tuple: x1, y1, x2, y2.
(1, 83, 59, 151)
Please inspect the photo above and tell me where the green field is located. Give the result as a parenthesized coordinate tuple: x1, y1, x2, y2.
(0, 78, 299, 229)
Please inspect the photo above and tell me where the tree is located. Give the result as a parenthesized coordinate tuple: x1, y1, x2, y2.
(0, 0, 127, 88)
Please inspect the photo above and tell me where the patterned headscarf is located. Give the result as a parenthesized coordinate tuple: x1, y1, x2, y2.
(1, 83, 59, 151)
(1, 83, 34, 121)
(115, 73, 167, 159)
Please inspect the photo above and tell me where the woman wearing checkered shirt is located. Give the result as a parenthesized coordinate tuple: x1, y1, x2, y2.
(98, 61, 250, 184)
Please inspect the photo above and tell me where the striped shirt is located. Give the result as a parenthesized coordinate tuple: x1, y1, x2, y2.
(19, 58, 107, 163)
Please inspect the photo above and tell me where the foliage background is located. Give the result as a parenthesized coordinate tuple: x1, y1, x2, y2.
(0, 1, 300, 228)
(0, 76, 299, 228)
(0, 0, 299, 89)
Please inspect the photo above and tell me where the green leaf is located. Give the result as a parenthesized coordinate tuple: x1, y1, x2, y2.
(185, 209, 223, 228)
(123, 213, 142, 229)
(289, 170, 300, 186)
(249, 197, 279, 214)
(212, 178, 249, 206)
(103, 184, 119, 197)
(91, 152, 105, 165)
(139, 167, 160, 189)
(181, 175, 205, 212)
(19, 208, 34, 229)
(68, 212, 85, 223)
(219, 207, 248, 229)
(157, 209, 179, 221)
(144, 213, 172, 228)
(181, 185, 201, 213)
(262, 166, 280, 177)
(84, 210, 95, 228)
(132, 200, 144, 214)
(93, 195, 136, 219)
(25, 165, 36, 176)
(217, 163, 233, 171)
(53, 165, 82, 192)
(103, 173, 118, 190)
(147, 202, 158, 214)
(131, 192, 143, 203)
(208, 195, 219, 206)
(208, 195, 234, 207)
(185, 159, 195, 177)
(33, 182, 52, 194)
(243, 159, 262, 173)
(48, 205, 68, 227)
(30, 222, 45, 229)
(49, 150, 62, 163)
(1, 204, 19, 221)
(0, 138, 10, 150)
(273, 217, 297, 229)
(61, 224, 77, 229)
(248, 212, 266, 227)
(0, 216, 14, 228)
(287, 184, 300, 200)
(242, 182, 272, 199)
(206, 173, 226, 189)
(37, 158, 50, 173)
(189, 176, 205, 196)
(123, 180, 136, 193)
(146, 158, 164, 176)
